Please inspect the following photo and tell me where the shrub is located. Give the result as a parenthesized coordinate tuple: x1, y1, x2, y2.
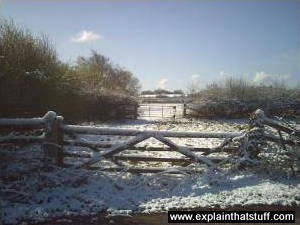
(188, 76, 300, 118)
(0, 19, 139, 121)
(74, 50, 140, 96)
(0, 19, 61, 116)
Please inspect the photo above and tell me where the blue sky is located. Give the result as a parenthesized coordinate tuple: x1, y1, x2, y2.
(1, 0, 300, 91)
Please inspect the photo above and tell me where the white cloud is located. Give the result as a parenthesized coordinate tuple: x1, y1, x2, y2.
(253, 71, 269, 84)
(157, 78, 168, 89)
(191, 74, 200, 81)
(219, 70, 235, 79)
(220, 71, 226, 77)
(71, 30, 101, 43)
(253, 71, 291, 85)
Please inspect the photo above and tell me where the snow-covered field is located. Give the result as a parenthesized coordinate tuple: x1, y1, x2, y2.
(1, 118, 300, 224)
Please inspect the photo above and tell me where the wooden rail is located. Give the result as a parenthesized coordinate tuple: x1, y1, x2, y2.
(63, 125, 242, 138)
(0, 117, 44, 130)
(0, 109, 299, 173)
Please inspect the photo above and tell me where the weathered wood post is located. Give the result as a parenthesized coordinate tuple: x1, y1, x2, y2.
(42, 111, 64, 166)
(231, 109, 266, 169)
(134, 105, 138, 119)
(183, 104, 187, 117)
(240, 109, 266, 161)
(173, 106, 176, 121)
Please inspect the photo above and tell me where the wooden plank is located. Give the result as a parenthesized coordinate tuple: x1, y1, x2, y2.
(112, 155, 227, 163)
(63, 140, 112, 151)
(76, 134, 152, 168)
(63, 152, 91, 158)
(63, 125, 242, 138)
(154, 135, 221, 171)
(0, 136, 44, 144)
(63, 140, 238, 153)
(0, 111, 59, 130)
(0, 118, 45, 130)
(130, 146, 237, 153)
(63, 152, 228, 164)
(85, 166, 202, 174)
(64, 140, 238, 153)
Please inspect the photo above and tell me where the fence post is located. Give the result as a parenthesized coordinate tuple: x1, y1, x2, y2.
(43, 111, 64, 166)
(245, 109, 266, 159)
(183, 104, 187, 117)
(134, 105, 138, 119)
(173, 106, 176, 121)
(56, 116, 64, 166)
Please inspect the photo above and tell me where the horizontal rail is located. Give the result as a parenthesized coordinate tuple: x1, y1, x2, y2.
(63, 153, 227, 163)
(0, 111, 57, 131)
(130, 146, 237, 153)
(63, 125, 243, 138)
(138, 115, 176, 118)
(138, 106, 176, 109)
(81, 166, 202, 173)
(64, 140, 112, 150)
(0, 118, 45, 130)
(0, 136, 45, 144)
(64, 152, 91, 158)
(112, 155, 226, 163)
(63, 140, 237, 153)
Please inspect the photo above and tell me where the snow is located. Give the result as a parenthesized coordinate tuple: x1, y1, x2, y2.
(1, 117, 300, 224)
(2, 168, 299, 224)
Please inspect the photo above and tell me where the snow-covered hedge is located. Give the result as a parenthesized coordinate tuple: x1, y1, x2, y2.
(187, 90, 300, 119)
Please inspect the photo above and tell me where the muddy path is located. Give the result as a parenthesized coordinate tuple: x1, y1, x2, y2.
(30, 206, 300, 225)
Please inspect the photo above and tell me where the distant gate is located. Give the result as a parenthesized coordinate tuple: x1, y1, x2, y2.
(138, 104, 184, 119)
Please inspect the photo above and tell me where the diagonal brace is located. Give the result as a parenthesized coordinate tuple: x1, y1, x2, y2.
(75, 134, 151, 168)
(154, 135, 221, 171)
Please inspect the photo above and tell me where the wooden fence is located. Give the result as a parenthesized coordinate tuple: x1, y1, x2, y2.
(0, 109, 299, 174)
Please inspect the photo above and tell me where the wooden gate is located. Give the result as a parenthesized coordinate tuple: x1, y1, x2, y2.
(138, 104, 183, 119)
(0, 109, 299, 174)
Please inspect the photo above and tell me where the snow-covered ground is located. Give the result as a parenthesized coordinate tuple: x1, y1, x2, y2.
(1, 118, 299, 224)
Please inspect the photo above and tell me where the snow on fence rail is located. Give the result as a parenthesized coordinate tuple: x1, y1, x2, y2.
(0, 109, 299, 174)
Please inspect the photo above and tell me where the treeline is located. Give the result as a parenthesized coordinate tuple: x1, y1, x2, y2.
(0, 19, 139, 121)
(188, 77, 300, 118)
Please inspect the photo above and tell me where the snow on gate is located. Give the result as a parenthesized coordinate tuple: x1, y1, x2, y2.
(0, 110, 245, 174)
(0, 109, 298, 174)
